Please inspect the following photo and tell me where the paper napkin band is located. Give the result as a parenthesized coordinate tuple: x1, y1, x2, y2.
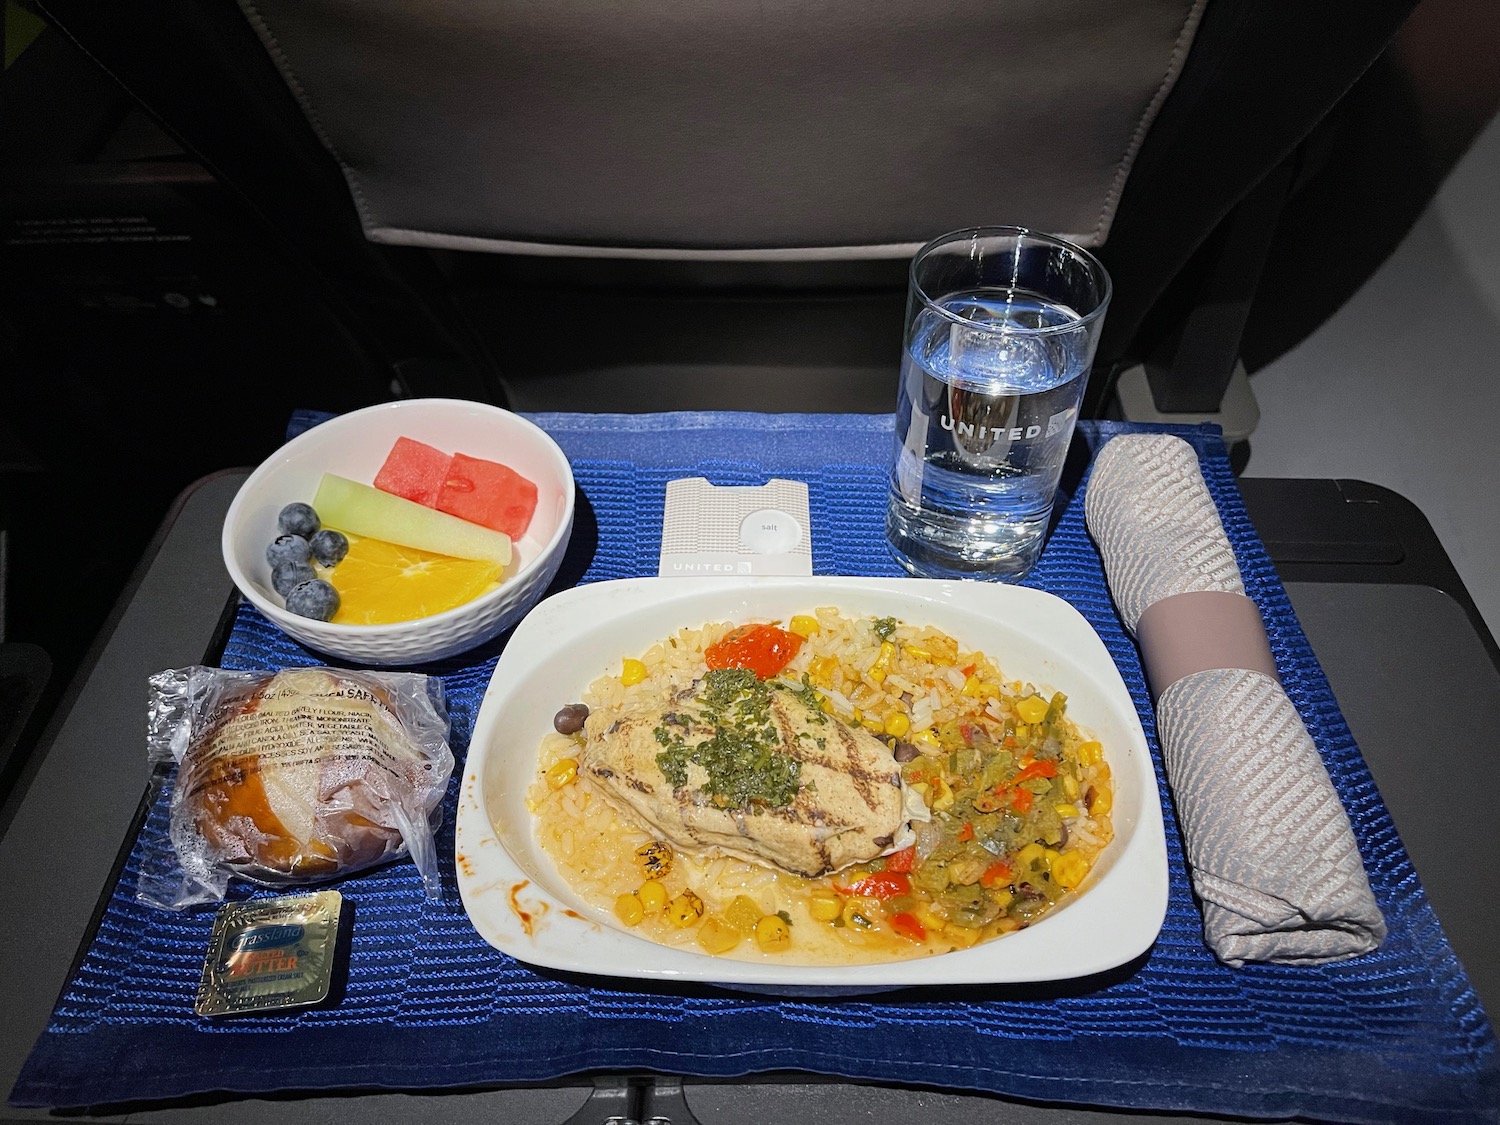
(1136, 590, 1278, 700)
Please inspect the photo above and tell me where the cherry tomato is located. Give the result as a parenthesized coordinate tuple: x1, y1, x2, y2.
(889, 912, 927, 942)
(704, 624, 804, 679)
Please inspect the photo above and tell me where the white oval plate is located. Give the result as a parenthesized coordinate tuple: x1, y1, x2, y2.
(455, 577, 1167, 989)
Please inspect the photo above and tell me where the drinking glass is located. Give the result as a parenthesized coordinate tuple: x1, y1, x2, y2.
(887, 226, 1112, 580)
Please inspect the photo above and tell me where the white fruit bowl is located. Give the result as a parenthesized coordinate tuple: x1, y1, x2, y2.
(222, 399, 575, 665)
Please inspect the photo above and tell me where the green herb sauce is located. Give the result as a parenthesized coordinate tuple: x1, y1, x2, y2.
(654, 667, 802, 808)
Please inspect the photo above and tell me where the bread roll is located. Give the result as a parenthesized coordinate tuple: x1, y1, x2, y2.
(177, 668, 436, 884)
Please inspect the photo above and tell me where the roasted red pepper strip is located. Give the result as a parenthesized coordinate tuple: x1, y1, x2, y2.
(980, 861, 1013, 888)
(884, 845, 916, 873)
(889, 912, 927, 942)
(1013, 760, 1059, 784)
(956, 822, 975, 842)
(836, 871, 911, 899)
(704, 624, 804, 679)
(1009, 787, 1034, 813)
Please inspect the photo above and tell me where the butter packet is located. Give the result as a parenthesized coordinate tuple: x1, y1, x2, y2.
(196, 891, 345, 1017)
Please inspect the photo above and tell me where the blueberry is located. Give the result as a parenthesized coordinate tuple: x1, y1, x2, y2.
(309, 528, 349, 567)
(286, 578, 340, 621)
(272, 560, 317, 597)
(266, 533, 312, 568)
(278, 502, 321, 538)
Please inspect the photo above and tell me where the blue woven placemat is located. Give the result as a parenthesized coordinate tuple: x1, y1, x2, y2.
(11, 414, 1497, 1123)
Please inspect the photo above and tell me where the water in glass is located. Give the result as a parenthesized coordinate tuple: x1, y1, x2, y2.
(888, 286, 1089, 579)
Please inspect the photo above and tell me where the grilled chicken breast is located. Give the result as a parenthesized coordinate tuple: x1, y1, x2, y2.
(580, 676, 906, 878)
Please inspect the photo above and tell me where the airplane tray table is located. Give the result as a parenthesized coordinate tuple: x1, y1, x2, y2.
(2, 414, 1496, 1125)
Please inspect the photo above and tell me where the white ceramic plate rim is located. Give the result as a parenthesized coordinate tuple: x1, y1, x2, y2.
(456, 576, 1167, 988)
(220, 398, 575, 638)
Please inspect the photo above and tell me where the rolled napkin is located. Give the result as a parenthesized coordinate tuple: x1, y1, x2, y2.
(1085, 433, 1386, 966)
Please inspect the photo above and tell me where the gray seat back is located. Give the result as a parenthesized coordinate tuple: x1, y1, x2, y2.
(239, 0, 1204, 257)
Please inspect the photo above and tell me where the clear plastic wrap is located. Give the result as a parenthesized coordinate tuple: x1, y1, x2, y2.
(141, 665, 454, 909)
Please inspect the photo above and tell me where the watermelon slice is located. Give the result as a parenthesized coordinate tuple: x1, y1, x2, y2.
(374, 437, 452, 508)
(436, 452, 539, 539)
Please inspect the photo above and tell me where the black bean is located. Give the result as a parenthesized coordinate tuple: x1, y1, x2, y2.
(553, 703, 589, 735)
(893, 740, 920, 762)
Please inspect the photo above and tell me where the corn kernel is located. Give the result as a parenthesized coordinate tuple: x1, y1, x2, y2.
(1076, 740, 1104, 766)
(755, 914, 792, 952)
(867, 641, 896, 684)
(697, 916, 742, 954)
(1087, 786, 1113, 816)
(930, 774, 956, 812)
(1062, 774, 1079, 799)
(1054, 803, 1079, 818)
(635, 840, 673, 880)
(1014, 724, 1029, 741)
(666, 890, 704, 928)
(1093, 761, 1112, 782)
(1050, 850, 1088, 890)
(809, 656, 839, 686)
(723, 895, 763, 934)
(620, 658, 648, 686)
(988, 887, 1015, 910)
(788, 615, 820, 638)
(1016, 842, 1047, 870)
(1015, 695, 1050, 724)
(903, 643, 932, 661)
(637, 880, 668, 913)
(883, 711, 911, 738)
(809, 893, 843, 922)
(917, 908, 947, 932)
(614, 893, 645, 927)
(913, 730, 942, 751)
(544, 757, 578, 790)
(961, 675, 985, 697)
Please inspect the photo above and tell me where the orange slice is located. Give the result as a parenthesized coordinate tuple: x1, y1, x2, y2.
(327, 536, 502, 625)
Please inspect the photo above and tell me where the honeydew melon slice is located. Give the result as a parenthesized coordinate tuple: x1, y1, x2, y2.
(312, 473, 512, 567)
